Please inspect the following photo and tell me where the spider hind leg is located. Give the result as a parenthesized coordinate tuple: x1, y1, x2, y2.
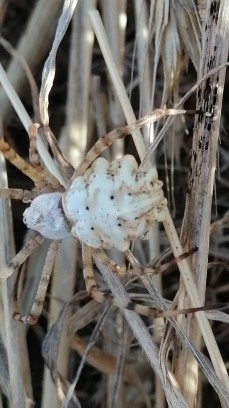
(13, 240, 59, 325)
(84, 247, 214, 320)
(0, 234, 45, 282)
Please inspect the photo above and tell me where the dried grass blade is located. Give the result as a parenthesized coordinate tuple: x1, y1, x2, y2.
(71, 334, 151, 408)
(42, 293, 87, 407)
(64, 0, 96, 167)
(150, 1, 169, 106)
(0, 37, 40, 120)
(135, 270, 229, 406)
(41, 238, 78, 408)
(207, 310, 229, 324)
(175, 0, 201, 69)
(0, 63, 65, 184)
(93, 250, 189, 408)
(102, 0, 126, 160)
(63, 306, 110, 408)
(39, 0, 79, 125)
(0, 0, 64, 121)
(89, 10, 147, 163)
(0, 331, 10, 399)
(134, 0, 152, 120)
(106, 318, 128, 408)
(68, 299, 102, 333)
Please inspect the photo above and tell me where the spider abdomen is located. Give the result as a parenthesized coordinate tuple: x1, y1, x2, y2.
(63, 155, 167, 251)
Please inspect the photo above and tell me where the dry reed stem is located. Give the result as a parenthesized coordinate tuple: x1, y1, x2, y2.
(99, 0, 126, 276)
(90, 9, 228, 405)
(102, 0, 126, 162)
(0, 5, 33, 405)
(101, 3, 128, 405)
(89, 10, 148, 164)
(134, 2, 164, 406)
(164, 208, 229, 395)
(172, 0, 229, 405)
(0, 150, 31, 407)
(0, 37, 40, 120)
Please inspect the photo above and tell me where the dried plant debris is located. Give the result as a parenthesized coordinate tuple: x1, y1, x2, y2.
(0, 1, 229, 407)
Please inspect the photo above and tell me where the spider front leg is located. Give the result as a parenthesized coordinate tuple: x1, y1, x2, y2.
(42, 124, 75, 180)
(28, 124, 62, 189)
(0, 135, 60, 190)
(0, 137, 45, 188)
(0, 187, 38, 202)
(14, 240, 59, 325)
(29, 123, 74, 181)
(75, 108, 186, 176)
(28, 123, 42, 169)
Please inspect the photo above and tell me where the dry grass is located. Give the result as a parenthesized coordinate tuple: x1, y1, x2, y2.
(0, 1, 229, 407)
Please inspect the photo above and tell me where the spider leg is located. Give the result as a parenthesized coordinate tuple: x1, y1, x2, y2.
(14, 240, 59, 325)
(0, 137, 44, 186)
(130, 303, 217, 319)
(92, 248, 127, 276)
(75, 108, 186, 176)
(92, 248, 155, 278)
(29, 123, 74, 180)
(42, 124, 75, 180)
(92, 248, 198, 279)
(0, 187, 38, 201)
(143, 248, 198, 276)
(0, 136, 60, 189)
(91, 248, 215, 319)
(82, 244, 128, 307)
(92, 248, 163, 278)
(125, 247, 198, 277)
(82, 244, 108, 304)
(28, 123, 44, 169)
(0, 234, 45, 282)
(28, 124, 62, 189)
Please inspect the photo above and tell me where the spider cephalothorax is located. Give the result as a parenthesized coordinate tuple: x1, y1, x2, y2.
(23, 155, 167, 251)
(23, 191, 71, 240)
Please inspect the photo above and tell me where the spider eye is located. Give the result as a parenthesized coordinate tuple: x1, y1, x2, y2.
(23, 207, 43, 227)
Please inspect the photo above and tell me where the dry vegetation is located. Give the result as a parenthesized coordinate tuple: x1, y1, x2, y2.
(0, 1, 229, 407)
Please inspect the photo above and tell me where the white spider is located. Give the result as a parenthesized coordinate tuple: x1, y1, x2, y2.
(0, 109, 195, 325)
(24, 155, 166, 250)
